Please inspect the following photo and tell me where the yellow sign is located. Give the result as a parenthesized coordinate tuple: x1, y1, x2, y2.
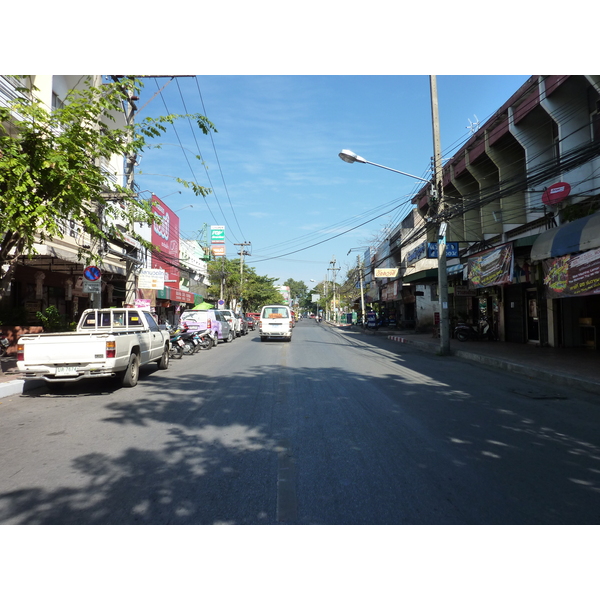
(374, 268, 399, 278)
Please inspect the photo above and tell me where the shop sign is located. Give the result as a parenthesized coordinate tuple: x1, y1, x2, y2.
(406, 242, 427, 265)
(375, 268, 399, 278)
(427, 242, 459, 258)
(212, 245, 226, 256)
(138, 268, 165, 290)
(543, 247, 600, 298)
(467, 243, 514, 288)
(170, 288, 195, 303)
(453, 285, 476, 297)
(135, 299, 151, 309)
(542, 182, 571, 206)
(211, 225, 225, 244)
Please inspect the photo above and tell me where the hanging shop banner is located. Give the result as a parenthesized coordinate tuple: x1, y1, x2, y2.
(211, 226, 225, 244)
(542, 247, 600, 298)
(467, 242, 514, 289)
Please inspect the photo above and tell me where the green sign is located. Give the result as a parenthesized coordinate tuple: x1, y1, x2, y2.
(211, 226, 225, 243)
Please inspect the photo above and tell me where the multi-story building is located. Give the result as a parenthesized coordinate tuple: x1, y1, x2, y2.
(0, 75, 136, 328)
(385, 75, 600, 347)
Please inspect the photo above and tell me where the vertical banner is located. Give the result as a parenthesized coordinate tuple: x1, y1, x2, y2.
(211, 225, 226, 257)
(152, 195, 180, 290)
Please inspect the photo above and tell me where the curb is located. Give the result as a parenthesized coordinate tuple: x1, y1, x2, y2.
(0, 378, 45, 400)
(0, 379, 25, 399)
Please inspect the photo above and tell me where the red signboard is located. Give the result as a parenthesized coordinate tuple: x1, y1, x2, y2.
(542, 182, 571, 206)
(151, 195, 180, 290)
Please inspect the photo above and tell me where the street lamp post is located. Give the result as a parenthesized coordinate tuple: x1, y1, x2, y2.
(339, 77, 450, 355)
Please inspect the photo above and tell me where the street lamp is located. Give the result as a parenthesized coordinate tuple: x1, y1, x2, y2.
(338, 77, 450, 356)
(339, 150, 431, 184)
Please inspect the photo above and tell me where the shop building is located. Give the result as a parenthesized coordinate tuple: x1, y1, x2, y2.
(401, 75, 600, 348)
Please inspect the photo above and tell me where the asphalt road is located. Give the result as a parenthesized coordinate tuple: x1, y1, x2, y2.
(1, 320, 599, 524)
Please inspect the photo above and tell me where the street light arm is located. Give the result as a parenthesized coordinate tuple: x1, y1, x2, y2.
(362, 160, 431, 184)
(338, 149, 431, 184)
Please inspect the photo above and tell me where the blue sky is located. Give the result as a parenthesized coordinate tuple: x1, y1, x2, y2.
(135, 75, 531, 288)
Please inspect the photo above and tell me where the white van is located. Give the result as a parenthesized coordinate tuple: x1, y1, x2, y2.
(259, 305, 293, 342)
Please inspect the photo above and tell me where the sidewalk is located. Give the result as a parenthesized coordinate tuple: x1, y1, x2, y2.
(332, 323, 600, 397)
(0, 355, 27, 399)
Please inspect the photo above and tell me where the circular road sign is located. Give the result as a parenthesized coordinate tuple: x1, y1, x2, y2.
(83, 266, 102, 281)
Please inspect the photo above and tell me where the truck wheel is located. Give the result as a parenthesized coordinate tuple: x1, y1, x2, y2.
(157, 346, 170, 370)
(121, 353, 140, 387)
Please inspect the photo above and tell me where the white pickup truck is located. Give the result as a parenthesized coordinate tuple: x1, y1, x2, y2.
(17, 308, 171, 388)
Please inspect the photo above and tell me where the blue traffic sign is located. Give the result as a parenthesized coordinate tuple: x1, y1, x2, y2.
(83, 266, 101, 281)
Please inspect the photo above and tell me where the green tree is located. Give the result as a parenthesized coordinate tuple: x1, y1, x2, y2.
(0, 76, 215, 298)
(282, 278, 308, 303)
(206, 258, 284, 310)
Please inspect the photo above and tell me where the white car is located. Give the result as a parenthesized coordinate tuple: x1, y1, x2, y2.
(219, 309, 241, 337)
(259, 305, 293, 342)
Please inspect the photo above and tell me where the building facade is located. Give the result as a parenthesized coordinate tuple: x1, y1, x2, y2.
(383, 75, 600, 347)
(0, 75, 134, 329)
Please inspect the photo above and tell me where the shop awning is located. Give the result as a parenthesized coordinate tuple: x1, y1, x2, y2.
(531, 212, 600, 261)
(29, 244, 126, 275)
(156, 286, 195, 304)
(447, 263, 465, 276)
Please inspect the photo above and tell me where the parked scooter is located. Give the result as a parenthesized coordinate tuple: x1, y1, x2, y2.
(195, 329, 214, 351)
(454, 318, 496, 342)
(169, 326, 189, 359)
(180, 329, 198, 355)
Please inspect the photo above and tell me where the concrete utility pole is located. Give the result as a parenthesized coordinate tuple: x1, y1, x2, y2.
(357, 255, 366, 329)
(430, 75, 450, 355)
(235, 241, 251, 312)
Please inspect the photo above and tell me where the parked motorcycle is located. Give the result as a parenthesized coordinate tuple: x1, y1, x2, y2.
(195, 330, 214, 351)
(454, 319, 495, 342)
(169, 326, 188, 359)
(180, 329, 198, 355)
(0, 335, 10, 357)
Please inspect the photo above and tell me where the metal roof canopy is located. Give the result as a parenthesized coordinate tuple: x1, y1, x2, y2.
(531, 212, 600, 261)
